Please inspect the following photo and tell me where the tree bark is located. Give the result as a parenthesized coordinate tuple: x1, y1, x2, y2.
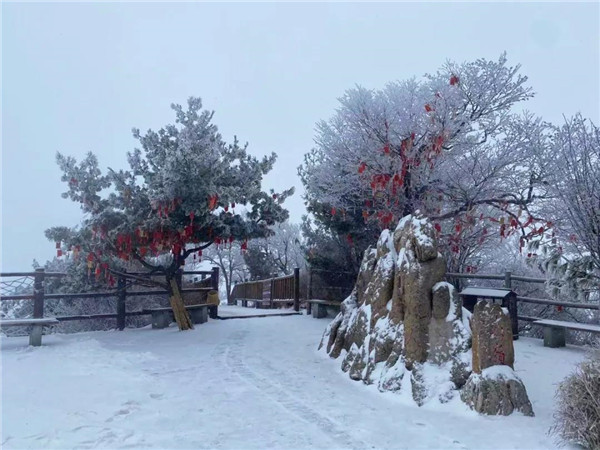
(168, 277, 194, 331)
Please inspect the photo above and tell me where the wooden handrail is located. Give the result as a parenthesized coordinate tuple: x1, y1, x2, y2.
(516, 296, 599, 310)
(0, 267, 220, 329)
(1, 286, 214, 302)
(232, 268, 300, 311)
(446, 272, 506, 281)
(446, 272, 546, 283)
(0, 270, 213, 278)
(0, 272, 67, 278)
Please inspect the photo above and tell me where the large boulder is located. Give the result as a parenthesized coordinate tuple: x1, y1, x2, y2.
(398, 248, 446, 369)
(394, 216, 446, 369)
(471, 301, 514, 373)
(365, 231, 396, 328)
(355, 248, 378, 304)
(343, 307, 371, 352)
(428, 283, 470, 364)
(460, 366, 534, 416)
(319, 214, 531, 416)
(460, 301, 534, 416)
(319, 292, 358, 358)
(393, 215, 439, 263)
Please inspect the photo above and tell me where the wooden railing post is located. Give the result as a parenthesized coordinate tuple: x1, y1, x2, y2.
(117, 271, 126, 331)
(211, 266, 219, 291)
(504, 271, 512, 290)
(503, 271, 518, 340)
(307, 268, 313, 315)
(508, 293, 519, 340)
(293, 267, 300, 312)
(270, 278, 274, 309)
(33, 268, 45, 319)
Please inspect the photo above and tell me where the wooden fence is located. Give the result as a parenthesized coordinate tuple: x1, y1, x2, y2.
(0, 268, 219, 330)
(231, 268, 300, 312)
(446, 271, 599, 327)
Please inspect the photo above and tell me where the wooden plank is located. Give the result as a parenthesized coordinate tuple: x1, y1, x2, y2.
(56, 314, 119, 321)
(510, 275, 546, 283)
(270, 274, 294, 282)
(0, 272, 66, 278)
(143, 304, 212, 313)
(52, 311, 150, 321)
(517, 315, 540, 322)
(2, 287, 211, 302)
(218, 312, 302, 320)
(308, 300, 341, 306)
(1, 318, 59, 326)
(186, 304, 211, 310)
(532, 319, 600, 333)
(45, 291, 120, 300)
(33, 268, 44, 319)
(117, 273, 126, 331)
(1, 294, 35, 301)
(126, 270, 213, 276)
(446, 273, 505, 280)
(459, 287, 513, 298)
(517, 296, 599, 310)
(446, 272, 545, 284)
(293, 267, 300, 312)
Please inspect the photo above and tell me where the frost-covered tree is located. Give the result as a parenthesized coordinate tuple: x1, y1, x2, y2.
(200, 241, 248, 305)
(46, 97, 293, 330)
(299, 54, 553, 269)
(533, 115, 600, 297)
(258, 222, 306, 275)
(243, 222, 306, 280)
(301, 207, 379, 279)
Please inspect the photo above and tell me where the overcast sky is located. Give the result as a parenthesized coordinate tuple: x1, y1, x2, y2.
(2, 1, 599, 272)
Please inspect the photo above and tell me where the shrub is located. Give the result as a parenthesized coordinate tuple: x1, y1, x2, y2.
(552, 351, 600, 449)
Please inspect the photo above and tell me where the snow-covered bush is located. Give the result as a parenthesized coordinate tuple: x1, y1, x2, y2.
(552, 351, 600, 449)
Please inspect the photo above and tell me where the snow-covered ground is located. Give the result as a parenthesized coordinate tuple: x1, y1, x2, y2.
(218, 305, 301, 318)
(1, 311, 590, 449)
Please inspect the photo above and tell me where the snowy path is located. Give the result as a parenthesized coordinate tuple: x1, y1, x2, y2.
(217, 305, 301, 318)
(1, 315, 589, 449)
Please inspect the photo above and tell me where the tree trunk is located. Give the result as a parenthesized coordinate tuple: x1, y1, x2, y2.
(224, 273, 233, 305)
(168, 277, 194, 331)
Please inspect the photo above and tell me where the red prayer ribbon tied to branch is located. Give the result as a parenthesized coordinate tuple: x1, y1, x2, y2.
(208, 194, 218, 210)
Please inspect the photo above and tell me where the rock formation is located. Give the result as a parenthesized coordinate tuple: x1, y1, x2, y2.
(319, 214, 533, 415)
(460, 301, 534, 416)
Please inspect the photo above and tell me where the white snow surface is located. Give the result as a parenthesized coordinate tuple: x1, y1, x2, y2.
(218, 305, 298, 317)
(377, 229, 396, 259)
(480, 365, 522, 381)
(395, 214, 435, 251)
(1, 315, 589, 449)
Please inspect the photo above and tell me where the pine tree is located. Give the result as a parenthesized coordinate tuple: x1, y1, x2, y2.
(46, 97, 293, 330)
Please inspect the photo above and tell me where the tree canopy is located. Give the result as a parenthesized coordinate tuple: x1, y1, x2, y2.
(46, 97, 293, 329)
(299, 54, 554, 274)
